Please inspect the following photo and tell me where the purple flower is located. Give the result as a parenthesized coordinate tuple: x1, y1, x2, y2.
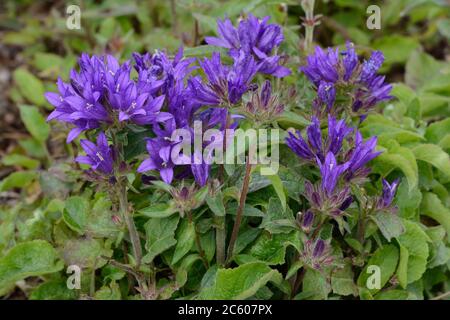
(317, 81, 336, 111)
(327, 116, 353, 155)
(191, 151, 210, 187)
(300, 46, 339, 86)
(301, 238, 334, 270)
(342, 42, 358, 81)
(286, 116, 352, 163)
(285, 117, 323, 161)
(75, 132, 114, 175)
(46, 53, 171, 142)
(137, 135, 176, 184)
(378, 178, 400, 209)
(189, 51, 259, 106)
(300, 43, 392, 115)
(353, 75, 393, 112)
(46, 54, 112, 143)
(304, 180, 352, 218)
(133, 47, 196, 94)
(301, 210, 315, 233)
(345, 132, 381, 180)
(317, 152, 349, 196)
(206, 14, 290, 77)
(360, 51, 384, 83)
(286, 130, 315, 161)
(245, 80, 284, 124)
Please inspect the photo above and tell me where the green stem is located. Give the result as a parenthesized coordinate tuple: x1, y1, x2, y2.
(118, 180, 143, 268)
(188, 212, 209, 269)
(216, 215, 226, 266)
(226, 156, 252, 264)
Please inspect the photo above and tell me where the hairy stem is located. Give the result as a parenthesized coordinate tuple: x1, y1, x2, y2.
(226, 156, 252, 264)
(188, 212, 209, 269)
(216, 216, 226, 266)
(301, 0, 316, 53)
(118, 179, 142, 268)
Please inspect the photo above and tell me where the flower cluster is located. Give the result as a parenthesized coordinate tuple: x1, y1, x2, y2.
(45, 54, 169, 143)
(286, 116, 381, 222)
(206, 14, 291, 78)
(47, 15, 291, 186)
(300, 42, 392, 118)
(300, 238, 334, 270)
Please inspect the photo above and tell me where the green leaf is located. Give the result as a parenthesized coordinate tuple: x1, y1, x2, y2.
(425, 118, 450, 144)
(371, 211, 405, 242)
(331, 261, 358, 296)
(298, 268, 331, 300)
(0, 240, 63, 296)
(13, 68, 46, 107)
(206, 191, 226, 216)
(138, 202, 177, 218)
(372, 141, 418, 191)
(357, 245, 399, 294)
(396, 220, 430, 286)
(63, 196, 89, 234)
(94, 282, 121, 300)
(391, 83, 417, 106)
(265, 174, 287, 211)
(60, 238, 112, 269)
(198, 262, 283, 299)
(260, 197, 297, 234)
(421, 192, 450, 236)
(0, 171, 38, 191)
(405, 50, 442, 90)
(143, 215, 180, 264)
(172, 220, 195, 265)
(30, 279, 78, 300)
(246, 231, 300, 265)
(375, 290, 409, 300)
(373, 35, 420, 65)
(286, 261, 303, 280)
(277, 111, 309, 129)
(412, 144, 450, 180)
(395, 180, 422, 219)
(1, 154, 39, 169)
(396, 243, 409, 288)
(19, 105, 50, 143)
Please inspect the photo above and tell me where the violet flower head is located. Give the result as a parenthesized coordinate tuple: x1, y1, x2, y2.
(285, 117, 323, 161)
(137, 136, 175, 184)
(300, 210, 315, 233)
(245, 80, 284, 124)
(345, 131, 381, 181)
(286, 116, 354, 167)
(317, 81, 336, 111)
(189, 51, 258, 106)
(360, 51, 384, 83)
(317, 152, 349, 196)
(300, 42, 392, 116)
(133, 47, 196, 94)
(75, 132, 114, 175)
(378, 178, 400, 209)
(304, 180, 352, 219)
(300, 46, 339, 86)
(327, 116, 353, 155)
(46, 54, 111, 143)
(342, 42, 358, 81)
(301, 238, 334, 270)
(206, 14, 290, 77)
(191, 150, 210, 187)
(286, 130, 314, 161)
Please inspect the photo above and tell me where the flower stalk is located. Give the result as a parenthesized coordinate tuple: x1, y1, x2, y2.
(226, 156, 253, 264)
